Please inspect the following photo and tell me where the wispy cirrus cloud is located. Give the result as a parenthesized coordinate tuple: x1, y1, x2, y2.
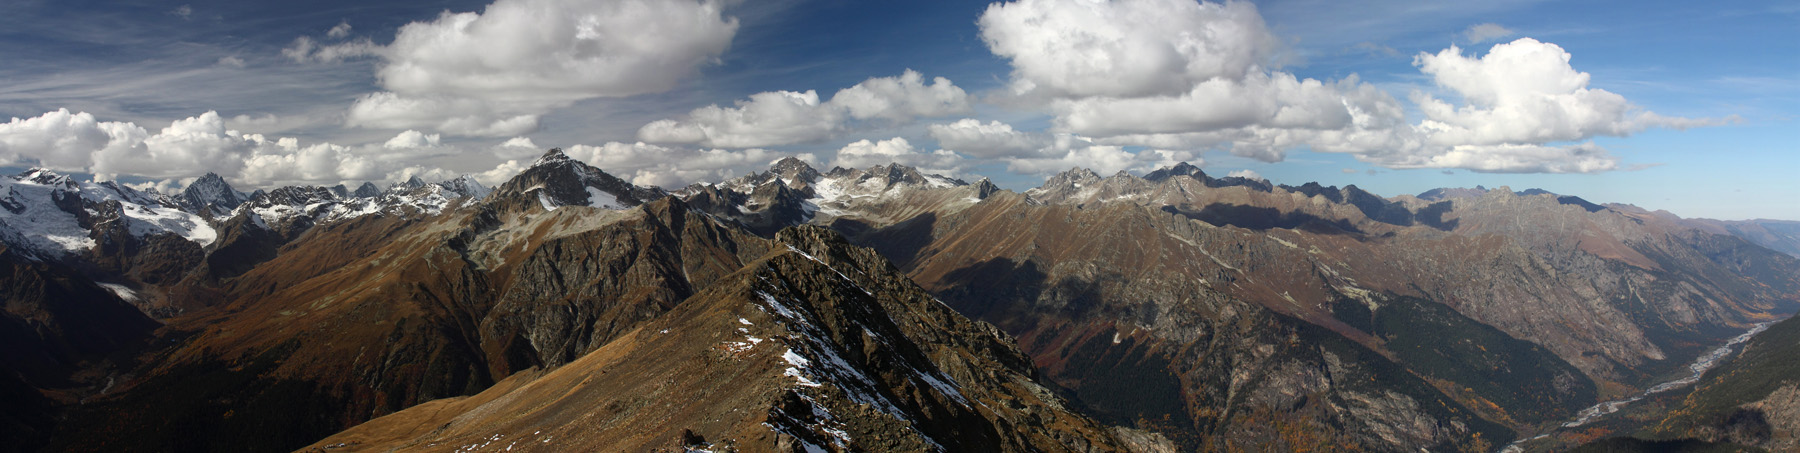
(1462, 23, 1515, 43)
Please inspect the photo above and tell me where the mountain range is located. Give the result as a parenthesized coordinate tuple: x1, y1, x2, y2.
(1, 148, 1796, 452)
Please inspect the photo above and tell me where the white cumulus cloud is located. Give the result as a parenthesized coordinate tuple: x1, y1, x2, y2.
(638, 90, 841, 148)
(972, 0, 1724, 174)
(979, 0, 1279, 98)
(312, 0, 739, 137)
(1226, 169, 1264, 180)
(475, 159, 531, 186)
(0, 109, 118, 171)
(1411, 38, 1714, 147)
(830, 70, 972, 121)
(563, 141, 784, 188)
(0, 110, 495, 187)
(638, 70, 971, 148)
(327, 21, 353, 39)
(1352, 37, 1729, 173)
(1052, 71, 1377, 137)
(241, 140, 384, 183)
(976, 0, 1400, 165)
(346, 92, 542, 137)
(927, 119, 1049, 159)
(382, 130, 442, 150)
(494, 136, 541, 159)
(829, 137, 964, 173)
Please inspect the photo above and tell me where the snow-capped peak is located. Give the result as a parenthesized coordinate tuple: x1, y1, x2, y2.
(491, 148, 665, 212)
(531, 148, 575, 167)
(16, 168, 78, 189)
(1, 171, 216, 258)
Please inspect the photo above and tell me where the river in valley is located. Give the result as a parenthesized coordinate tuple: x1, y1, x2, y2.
(1499, 320, 1778, 453)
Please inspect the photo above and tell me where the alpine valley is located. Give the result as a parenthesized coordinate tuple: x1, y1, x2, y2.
(3, 149, 1797, 452)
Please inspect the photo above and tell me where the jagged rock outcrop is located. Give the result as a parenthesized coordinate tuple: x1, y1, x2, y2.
(178, 173, 248, 217)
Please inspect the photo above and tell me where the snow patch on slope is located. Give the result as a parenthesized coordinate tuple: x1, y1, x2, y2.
(586, 187, 624, 209)
(97, 283, 138, 301)
(757, 290, 905, 417)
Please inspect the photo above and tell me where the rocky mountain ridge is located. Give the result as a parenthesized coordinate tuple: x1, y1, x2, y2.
(2, 153, 1797, 452)
(304, 226, 1150, 452)
(712, 159, 1800, 450)
(29, 159, 1151, 451)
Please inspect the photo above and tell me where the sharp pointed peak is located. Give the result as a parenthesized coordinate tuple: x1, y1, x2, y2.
(772, 156, 812, 168)
(185, 172, 235, 189)
(768, 156, 821, 183)
(352, 181, 382, 198)
(533, 147, 573, 166)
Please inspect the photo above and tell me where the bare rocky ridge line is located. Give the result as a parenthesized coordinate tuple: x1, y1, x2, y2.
(1, 153, 1796, 452)
(304, 225, 1161, 452)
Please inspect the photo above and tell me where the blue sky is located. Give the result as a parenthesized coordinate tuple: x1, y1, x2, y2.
(0, 0, 1795, 220)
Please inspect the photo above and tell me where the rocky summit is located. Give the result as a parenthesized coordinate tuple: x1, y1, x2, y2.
(0, 153, 1796, 453)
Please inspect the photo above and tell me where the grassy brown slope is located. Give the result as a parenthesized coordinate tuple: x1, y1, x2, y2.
(310, 226, 1138, 452)
(47, 199, 766, 452)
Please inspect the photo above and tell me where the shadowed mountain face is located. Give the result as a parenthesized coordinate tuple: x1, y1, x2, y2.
(16, 156, 1145, 453)
(47, 202, 768, 451)
(690, 161, 1798, 451)
(306, 226, 1144, 452)
(2, 154, 1798, 452)
(0, 243, 158, 453)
